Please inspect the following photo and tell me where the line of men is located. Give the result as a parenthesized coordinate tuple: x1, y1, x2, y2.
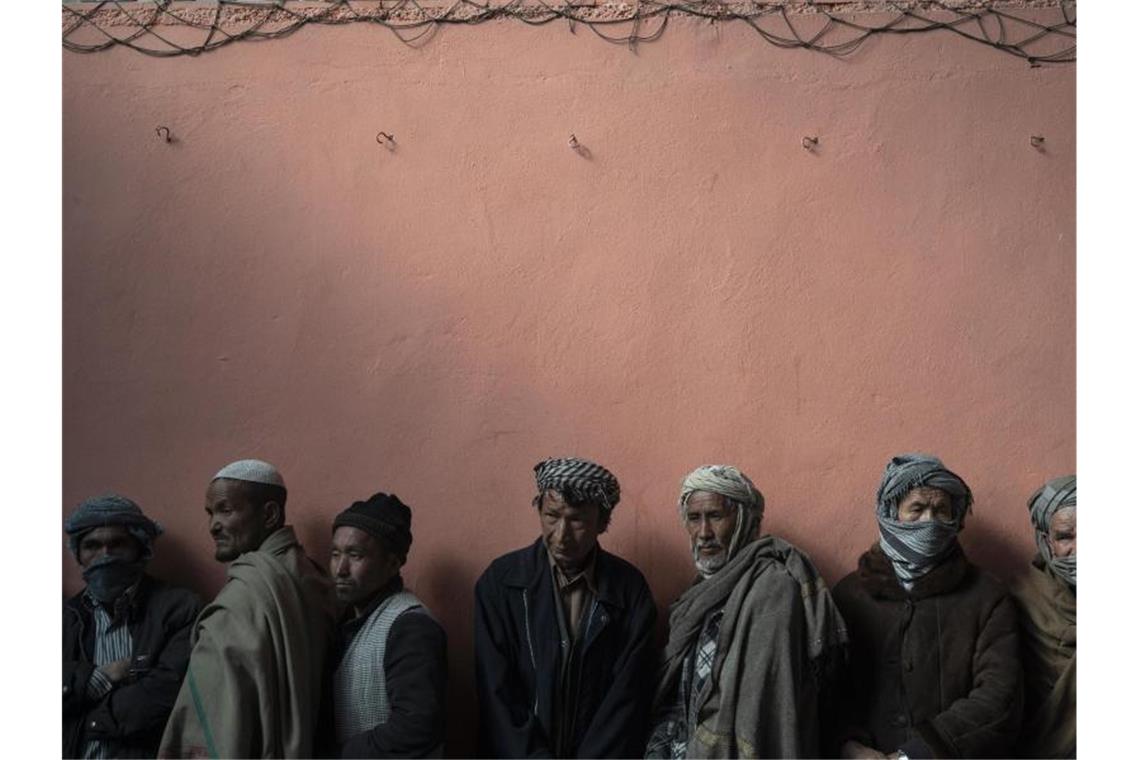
(62, 454, 1076, 759)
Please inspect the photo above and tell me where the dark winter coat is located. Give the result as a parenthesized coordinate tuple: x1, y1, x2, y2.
(63, 574, 201, 759)
(831, 543, 1022, 759)
(474, 538, 657, 758)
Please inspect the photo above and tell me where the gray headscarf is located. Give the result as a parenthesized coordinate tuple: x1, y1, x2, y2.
(1027, 475, 1076, 588)
(875, 454, 973, 590)
(679, 464, 765, 578)
(64, 493, 164, 560)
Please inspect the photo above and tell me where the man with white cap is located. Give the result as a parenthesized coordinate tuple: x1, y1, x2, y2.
(159, 459, 337, 759)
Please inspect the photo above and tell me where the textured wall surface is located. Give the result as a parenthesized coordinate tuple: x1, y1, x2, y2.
(63, 11, 1074, 754)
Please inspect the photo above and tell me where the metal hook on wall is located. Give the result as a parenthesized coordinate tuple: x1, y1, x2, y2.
(1030, 135, 1046, 150)
(156, 126, 172, 143)
(376, 131, 396, 151)
(568, 134, 580, 149)
(801, 136, 819, 151)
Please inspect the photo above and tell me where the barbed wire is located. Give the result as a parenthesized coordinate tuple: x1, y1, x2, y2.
(62, 0, 1075, 63)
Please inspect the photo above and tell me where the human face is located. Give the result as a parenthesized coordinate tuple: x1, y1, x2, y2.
(205, 479, 276, 562)
(539, 490, 602, 575)
(1047, 507, 1076, 558)
(330, 526, 401, 613)
(685, 491, 738, 575)
(897, 487, 954, 523)
(77, 526, 142, 568)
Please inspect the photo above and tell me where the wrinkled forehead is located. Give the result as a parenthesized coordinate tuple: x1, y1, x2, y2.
(900, 486, 952, 505)
(683, 490, 730, 512)
(78, 525, 135, 543)
(1049, 505, 1077, 530)
(540, 489, 599, 513)
(206, 477, 253, 505)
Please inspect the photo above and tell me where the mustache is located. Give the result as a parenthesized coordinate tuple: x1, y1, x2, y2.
(694, 539, 724, 550)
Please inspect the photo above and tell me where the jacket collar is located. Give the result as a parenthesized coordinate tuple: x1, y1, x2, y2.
(502, 537, 626, 610)
(67, 573, 156, 620)
(858, 541, 971, 600)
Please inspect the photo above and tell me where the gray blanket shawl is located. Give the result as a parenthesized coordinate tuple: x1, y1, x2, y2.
(653, 535, 848, 758)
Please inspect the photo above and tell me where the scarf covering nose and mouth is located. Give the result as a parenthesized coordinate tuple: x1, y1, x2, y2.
(1027, 475, 1076, 588)
(534, 456, 621, 511)
(875, 453, 973, 590)
(679, 465, 765, 577)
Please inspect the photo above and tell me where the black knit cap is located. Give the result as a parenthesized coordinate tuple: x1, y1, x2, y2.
(332, 492, 413, 559)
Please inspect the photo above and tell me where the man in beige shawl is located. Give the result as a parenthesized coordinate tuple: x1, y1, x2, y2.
(1011, 475, 1076, 758)
(645, 465, 848, 759)
(159, 459, 337, 759)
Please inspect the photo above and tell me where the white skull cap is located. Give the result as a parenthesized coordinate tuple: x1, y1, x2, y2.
(213, 459, 286, 490)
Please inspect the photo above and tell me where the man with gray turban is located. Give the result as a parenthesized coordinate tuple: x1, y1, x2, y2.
(474, 456, 657, 757)
(646, 465, 848, 758)
(159, 459, 337, 759)
(1011, 475, 1075, 758)
(64, 494, 201, 759)
(832, 454, 1022, 759)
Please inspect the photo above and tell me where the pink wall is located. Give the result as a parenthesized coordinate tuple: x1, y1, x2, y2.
(63, 10, 1074, 754)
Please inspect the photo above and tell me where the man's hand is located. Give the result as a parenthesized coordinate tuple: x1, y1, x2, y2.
(841, 739, 888, 759)
(98, 658, 132, 684)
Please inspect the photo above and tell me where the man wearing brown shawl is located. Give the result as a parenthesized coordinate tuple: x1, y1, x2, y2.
(645, 465, 848, 759)
(1011, 475, 1076, 758)
(159, 459, 337, 758)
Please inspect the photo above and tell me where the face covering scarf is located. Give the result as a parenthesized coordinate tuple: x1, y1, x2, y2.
(83, 555, 144, 606)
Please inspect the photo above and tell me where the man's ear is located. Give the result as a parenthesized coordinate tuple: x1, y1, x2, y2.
(263, 500, 284, 531)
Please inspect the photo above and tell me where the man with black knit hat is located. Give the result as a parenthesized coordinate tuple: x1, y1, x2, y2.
(327, 492, 447, 758)
(474, 456, 657, 758)
(63, 493, 201, 759)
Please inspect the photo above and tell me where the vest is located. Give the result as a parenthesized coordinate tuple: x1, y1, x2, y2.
(333, 590, 425, 744)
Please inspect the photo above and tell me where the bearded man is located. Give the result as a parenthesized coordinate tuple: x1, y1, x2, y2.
(833, 454, 1022, 759)
(474, 456, 657, 758)
(646, 464, 848, 759)
(159, 459, 338, 758)
(1011, 475, 1075, 758)
(64, 494, 201, 759)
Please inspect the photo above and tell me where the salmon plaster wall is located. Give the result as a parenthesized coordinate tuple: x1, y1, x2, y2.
(63, 6, 1075, 753)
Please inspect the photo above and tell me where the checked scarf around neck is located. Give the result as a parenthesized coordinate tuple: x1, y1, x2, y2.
(1027, 475, 1076, 588)
(875, 454, 973, 590)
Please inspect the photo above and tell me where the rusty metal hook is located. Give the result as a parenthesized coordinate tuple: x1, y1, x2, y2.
(568, 134, 579, 149)
(376, 131, 396, 148)
(801, 136, 818, 150)
(156, 126, 171, 143)
(1030, 135, 1045, 150)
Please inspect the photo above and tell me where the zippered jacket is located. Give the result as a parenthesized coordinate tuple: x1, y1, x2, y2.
(474, 538, 657, 758)
(63, 574, 201, 758)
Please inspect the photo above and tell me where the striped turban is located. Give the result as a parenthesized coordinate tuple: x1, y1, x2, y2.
(64, 493, 164, 560)
(534, 457, 621, 513)
(679, 464, 765, 576)
(875, 454, 973, 590)
(1027, 475, 1076, 587)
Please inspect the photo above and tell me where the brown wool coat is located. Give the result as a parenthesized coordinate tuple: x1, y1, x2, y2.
(831, 544, 1023, 759)
(1010, 556, 1075, 759)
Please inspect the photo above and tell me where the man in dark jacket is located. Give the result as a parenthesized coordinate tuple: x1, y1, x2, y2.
(328, 492, 447, 758)
(474, 456, 657, 758)
(832, 454, 1023, 759)
(63, 494, 201, 759)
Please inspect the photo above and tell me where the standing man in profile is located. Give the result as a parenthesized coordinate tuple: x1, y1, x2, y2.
(64, 494, 201, 759)
(159, 459, 337, 759)
(474, 457, 657, 758)
(328, 491, 448, 758)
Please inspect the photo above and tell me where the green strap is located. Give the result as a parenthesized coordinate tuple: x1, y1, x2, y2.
(186, 668, 220, 760)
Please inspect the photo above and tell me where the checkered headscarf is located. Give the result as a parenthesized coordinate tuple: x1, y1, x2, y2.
(534, 457, 621, 512)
